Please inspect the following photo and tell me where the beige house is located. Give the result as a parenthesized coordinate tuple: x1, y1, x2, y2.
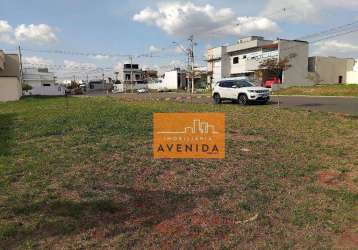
(0, 50, 22, 102)
(308, 56, 358, 84)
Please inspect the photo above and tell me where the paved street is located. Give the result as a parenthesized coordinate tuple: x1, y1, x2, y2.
(86, 91, 358, 116)
(270, 96, 358, 116)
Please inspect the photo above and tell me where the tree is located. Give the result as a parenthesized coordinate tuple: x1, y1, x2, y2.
(258, 53, 297, 81)
(21, 83, 32, 94)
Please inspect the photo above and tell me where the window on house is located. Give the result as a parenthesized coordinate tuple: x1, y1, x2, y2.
(233, 57, 239, 64)
(125, 74, 131, 80)
(135, 74, 141, 80)
(243, 55, 247, 59)
(42, 83, 51, 87)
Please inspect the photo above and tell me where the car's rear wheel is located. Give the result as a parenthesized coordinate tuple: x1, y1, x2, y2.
(213, 93, 222, 104)
(238, 94, 248, 105)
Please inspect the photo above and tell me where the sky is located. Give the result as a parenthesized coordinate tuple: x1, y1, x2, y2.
(1, 0, 358, 80)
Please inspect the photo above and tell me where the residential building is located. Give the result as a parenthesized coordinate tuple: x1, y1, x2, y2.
(207, 36, 312, 88)
(88, 80, 106, 90)
(148, 68, 188, 91)
(354, 60, 358, 72)
(193, 67, 208, 89)
(23, 68, 65, 96)
(87, 79, 113, 91)
(122, 63, 144, 84)
(347, 60, 358, 84)
(143, 69, 158, 81)
(0, 50, 22, 102)
(308, 56, 358, 84)
(0, 51, 4, 70)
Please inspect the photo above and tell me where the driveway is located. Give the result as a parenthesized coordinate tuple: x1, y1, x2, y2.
(86, 91, 358, 116)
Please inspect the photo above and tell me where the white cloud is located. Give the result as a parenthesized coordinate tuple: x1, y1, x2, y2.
(317, 0, 358, 8)
(0, 21, 58, 45)
(262, 0, 318, 22)
(133, 7, 160, 23)
(113, 62, 123, 72)
(0, 20, 12, 33)
(235, 17, 279, 34)
(23, 56, 53, 65)
(262, 0, 358, 23)
(113, 62, 125, 80)
(169, 60, 184, 67)
(64, 60, 97, 69)
(133, 2, 279, 37)
(313, 40, 358, 57)
(0, 20, 15, 44)
(175, 45, 184, 53)
(89, 54, 110, 60)
(149, 45, 161, 53)
(54, 60, 99, 79)
(15, 24, 57, 44)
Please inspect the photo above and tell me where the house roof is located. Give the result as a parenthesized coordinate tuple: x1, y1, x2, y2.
(0, 53, 20, 77)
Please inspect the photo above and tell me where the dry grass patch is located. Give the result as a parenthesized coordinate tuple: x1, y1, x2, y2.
(276, 84, 358, 97)
(0, 97, 357, 249)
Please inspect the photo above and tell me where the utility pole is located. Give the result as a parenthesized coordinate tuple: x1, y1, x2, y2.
(188, 35, 196, 94)
(18, 45, 23, 86)
(173, 37, 197, 93)
(186, 49, 191, 92)
(102, 72, 106, 95)
(129, 55, 134, 93)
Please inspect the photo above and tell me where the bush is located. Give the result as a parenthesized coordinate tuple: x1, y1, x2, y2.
(22, 83, 32, 92)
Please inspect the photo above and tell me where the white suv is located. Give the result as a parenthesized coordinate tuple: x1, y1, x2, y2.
(212, 78, 270, 105)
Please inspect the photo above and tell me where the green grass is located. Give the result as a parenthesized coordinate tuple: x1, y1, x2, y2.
(275, 84, 358, 97)
(0, 96, 357, 249)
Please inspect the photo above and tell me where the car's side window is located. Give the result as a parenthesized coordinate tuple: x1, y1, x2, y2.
(223, 81, 234, 88)
(232, 82, 240, 88)
(235, 81, 243, 88)
(236, 80, 252, 88)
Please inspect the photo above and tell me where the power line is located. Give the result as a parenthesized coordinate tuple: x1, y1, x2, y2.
(310, 26, 358, 44)
(298, 20, 358, 41)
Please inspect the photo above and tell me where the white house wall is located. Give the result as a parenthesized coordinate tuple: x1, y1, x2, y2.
(212, 61, 222, 83)
(163, 71, 179, 90)
(347, 71, 358, 84)
(230, 50, 280, 75)
(353, 60, 358, 72)
(23, 69, 65, 96)
(24, 81, 65, 96)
